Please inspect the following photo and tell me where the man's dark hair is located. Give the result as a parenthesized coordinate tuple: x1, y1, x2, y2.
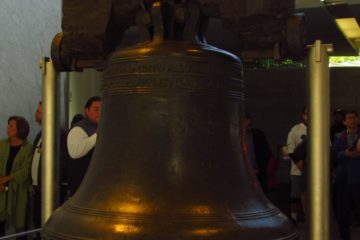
(345, 110, 358, 117)
(8, 116, 30, 140)
(84, 96, 101, 109)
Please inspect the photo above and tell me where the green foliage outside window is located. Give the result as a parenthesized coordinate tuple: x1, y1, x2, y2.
(244, 56, 360, 69)
(245, 58, 306, 69)
(329, 56, 360, 67)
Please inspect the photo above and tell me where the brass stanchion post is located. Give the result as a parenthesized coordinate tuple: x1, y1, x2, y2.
(39, 57, 60, 225)
(308, 40, 333, 240)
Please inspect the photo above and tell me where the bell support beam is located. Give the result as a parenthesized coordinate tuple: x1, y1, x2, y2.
(307, 40, 333, 240)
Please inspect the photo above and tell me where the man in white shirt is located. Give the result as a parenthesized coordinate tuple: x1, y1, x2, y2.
(287, 107, 307, 225)
(30, 101, 70, 237)
(67, 96, 101, 196)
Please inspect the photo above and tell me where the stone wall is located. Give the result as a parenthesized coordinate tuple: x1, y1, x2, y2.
(0, 0, 61, 141)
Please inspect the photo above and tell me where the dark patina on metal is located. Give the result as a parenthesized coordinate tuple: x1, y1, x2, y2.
(51, 0, 305, 71)
(43, 1, 298, 239)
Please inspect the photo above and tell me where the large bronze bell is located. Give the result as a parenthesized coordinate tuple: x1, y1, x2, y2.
(42, 1, 297, 239)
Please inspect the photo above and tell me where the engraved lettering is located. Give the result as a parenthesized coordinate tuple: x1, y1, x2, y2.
(103, 60, 242, 95)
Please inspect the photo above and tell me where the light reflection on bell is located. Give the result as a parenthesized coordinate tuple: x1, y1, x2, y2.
(42, 1, 297, 239)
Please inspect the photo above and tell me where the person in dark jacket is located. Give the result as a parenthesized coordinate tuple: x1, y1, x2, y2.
(334, 110, 360, 240)
(331, 108, 346, 144)
(244, 112, 271, 193)
(67, 96, 101, 196)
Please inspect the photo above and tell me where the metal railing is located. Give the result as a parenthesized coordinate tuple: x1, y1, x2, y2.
(0, 228, 41, 240)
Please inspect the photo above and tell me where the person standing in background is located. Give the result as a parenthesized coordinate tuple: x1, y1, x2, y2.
(0, 116, 32, 239)
(331, 108, 346, 144)
(334, 110, 360, 240)
(330, 108, 346, 226)
(30, 102, 43, 237)
(243, 111, 272, 194)
(67, 96, 101, 196)
(30, 102, 69, 239)
(287, 107, 307, 225)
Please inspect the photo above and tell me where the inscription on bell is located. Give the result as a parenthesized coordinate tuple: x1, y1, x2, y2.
(104, 60, 243, 96)
(105, 60, 213, 76)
